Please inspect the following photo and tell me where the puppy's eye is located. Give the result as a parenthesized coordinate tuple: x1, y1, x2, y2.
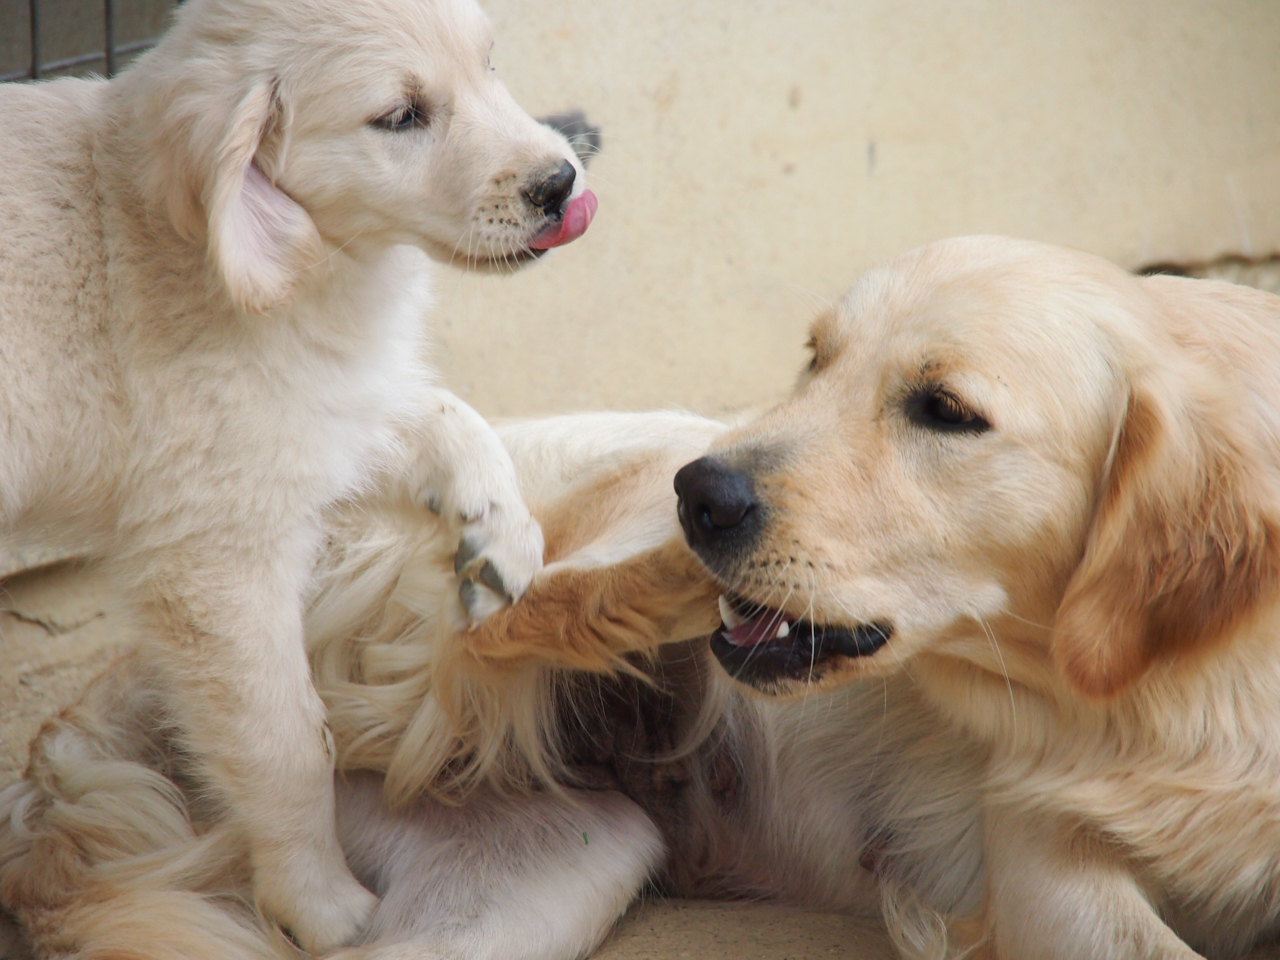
(372, 101, 428, 132)
(906, 387, 990, 434)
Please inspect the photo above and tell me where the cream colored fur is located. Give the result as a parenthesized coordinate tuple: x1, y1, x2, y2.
(0, 412, 726, 959)
(688, 236, 1280, 958)
(1, 410, 994, 960)
(0, 0, 588, 947)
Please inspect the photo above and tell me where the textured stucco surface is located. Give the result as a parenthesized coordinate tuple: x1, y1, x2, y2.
(430, 0, 1280, 418)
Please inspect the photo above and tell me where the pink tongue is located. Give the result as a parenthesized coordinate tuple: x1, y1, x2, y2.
(727, 611, 793, 648)
(528, 189, 598, 249)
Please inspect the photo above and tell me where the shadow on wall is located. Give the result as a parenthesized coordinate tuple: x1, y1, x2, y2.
(1144, 255, 1280, 295)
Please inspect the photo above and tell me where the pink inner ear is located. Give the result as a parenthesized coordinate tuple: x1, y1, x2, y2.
(217, 162, 319, 312)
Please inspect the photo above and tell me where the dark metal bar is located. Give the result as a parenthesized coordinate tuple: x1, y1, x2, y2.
(28, 0, 40, 79)
(104, 0, 116, 76)
(2, 38, 159, 83)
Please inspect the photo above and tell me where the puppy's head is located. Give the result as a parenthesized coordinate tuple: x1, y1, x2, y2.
(125, 0, 594, 311)
(677, 236, 1280, 698)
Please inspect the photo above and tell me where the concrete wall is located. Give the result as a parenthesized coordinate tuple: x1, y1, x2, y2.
(2, 0, 1277, 417)
(430, 0, 1280, 419)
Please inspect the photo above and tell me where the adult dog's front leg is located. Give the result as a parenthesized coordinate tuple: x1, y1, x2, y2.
(461, 538, 721, 672)
(137, 563, 377, 952)
(406, 388, 544, 625)
(982, 806, 1203, 960)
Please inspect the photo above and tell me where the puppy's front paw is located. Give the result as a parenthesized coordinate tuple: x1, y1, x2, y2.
(452, 501, 544, 627)
(257, 855, 377, 952)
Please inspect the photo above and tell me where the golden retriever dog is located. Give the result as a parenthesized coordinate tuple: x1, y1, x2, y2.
(0, 0, 595, 947)
(674, 236, 1280, 958)
(1, 410, 992, 960)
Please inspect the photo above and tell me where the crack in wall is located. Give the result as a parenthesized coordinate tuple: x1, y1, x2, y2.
(1, 608, 104, 636)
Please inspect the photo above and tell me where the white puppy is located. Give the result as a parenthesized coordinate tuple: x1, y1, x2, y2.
(0, 0, 594, 948)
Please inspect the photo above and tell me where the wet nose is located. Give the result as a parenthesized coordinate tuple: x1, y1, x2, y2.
(523, 159, 577, 213)
(674, 457, 759, 548)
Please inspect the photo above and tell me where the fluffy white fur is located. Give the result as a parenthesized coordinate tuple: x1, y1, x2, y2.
(0, 410, 988, 960)
(0, 0, 587, 947)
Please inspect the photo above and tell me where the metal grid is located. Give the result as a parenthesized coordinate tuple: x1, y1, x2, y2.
(2, 0, 164, 83)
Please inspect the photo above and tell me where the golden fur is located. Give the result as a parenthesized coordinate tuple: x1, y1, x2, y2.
(11, 239, 1280, 959)
(683, 236, 1280, 958)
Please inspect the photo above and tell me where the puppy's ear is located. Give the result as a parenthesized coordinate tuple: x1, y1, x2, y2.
(202, 79, 322, 313)
(1051, 363, 1280, 697)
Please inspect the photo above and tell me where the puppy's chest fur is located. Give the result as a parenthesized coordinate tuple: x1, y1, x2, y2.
(110, 243, 436, 524)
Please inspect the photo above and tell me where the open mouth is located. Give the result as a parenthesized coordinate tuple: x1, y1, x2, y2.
(710, 594, 892, 687)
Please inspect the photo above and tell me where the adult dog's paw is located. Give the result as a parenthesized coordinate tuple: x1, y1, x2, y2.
(452, 500, 545, 626)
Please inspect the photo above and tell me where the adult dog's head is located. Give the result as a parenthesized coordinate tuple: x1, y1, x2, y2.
(116, 0, 593, 311)
(677, 236, 1280, 699)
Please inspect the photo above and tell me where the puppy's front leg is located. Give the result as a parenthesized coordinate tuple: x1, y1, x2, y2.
(404, 388, 544, 625)
(983, 806, 1203, 960)
(137, 562, 376, 952)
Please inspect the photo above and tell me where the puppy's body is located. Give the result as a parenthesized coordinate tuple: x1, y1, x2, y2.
(677, 237, 1280, 958)
(0, 0, 590, 945)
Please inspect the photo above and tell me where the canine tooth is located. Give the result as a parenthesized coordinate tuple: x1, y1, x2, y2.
(718, 595, 742, 629)
(775, 620, 791, 639)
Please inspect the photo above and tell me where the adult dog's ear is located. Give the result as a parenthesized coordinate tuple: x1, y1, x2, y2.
(202, 79, 322, 312)
(1051, 358, 1280, 697)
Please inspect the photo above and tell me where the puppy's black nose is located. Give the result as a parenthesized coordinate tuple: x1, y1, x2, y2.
(674, 457, 759, 548)
(524, 159, 577, 213)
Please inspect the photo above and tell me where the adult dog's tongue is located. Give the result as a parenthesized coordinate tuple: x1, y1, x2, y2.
(529, 190, 598, 249)
(719, 596, 793, 647)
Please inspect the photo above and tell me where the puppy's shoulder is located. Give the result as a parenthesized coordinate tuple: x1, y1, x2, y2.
(0, 78, 104, 179)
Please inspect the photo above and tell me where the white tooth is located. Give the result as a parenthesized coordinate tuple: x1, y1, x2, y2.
(775, 620, 791, 639)
(718, 595, 742, 629)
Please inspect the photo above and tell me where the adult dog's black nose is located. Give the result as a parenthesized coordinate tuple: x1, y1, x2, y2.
(524, 160, 576, 213)
(674, 457, 759, 548)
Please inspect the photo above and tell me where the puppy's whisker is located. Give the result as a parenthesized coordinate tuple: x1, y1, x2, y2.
(303, 227, 368, 274)
(785, 283, 835, 314)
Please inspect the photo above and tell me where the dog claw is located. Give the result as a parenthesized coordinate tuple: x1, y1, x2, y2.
(456, 559, 515, 621)
(454, 537, 480, 575)
(458, 575, 509, 625)
(476, 559, 512, 602)
(458, 577, 477, 609)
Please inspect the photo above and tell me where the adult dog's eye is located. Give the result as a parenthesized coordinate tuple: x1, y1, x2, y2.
(906, 387, 990, 434)
(372, 101, 428, 132)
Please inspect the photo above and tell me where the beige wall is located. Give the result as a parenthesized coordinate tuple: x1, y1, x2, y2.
(432, 0, 1280, 418)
